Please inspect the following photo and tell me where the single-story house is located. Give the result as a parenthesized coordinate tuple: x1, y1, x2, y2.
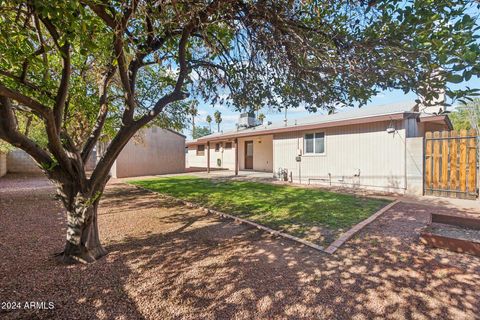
(110, 126, 186, 178)
(186, 103, 452, 195)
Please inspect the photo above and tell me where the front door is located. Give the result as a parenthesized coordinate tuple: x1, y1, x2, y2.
(245, 141, 253, 170)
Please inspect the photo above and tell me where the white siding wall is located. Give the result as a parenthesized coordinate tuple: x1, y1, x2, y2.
(111, 127, 185, 178)
(273, 121, 408, 192)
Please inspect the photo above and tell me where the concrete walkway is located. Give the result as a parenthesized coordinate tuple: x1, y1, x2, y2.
(122, 169, 480, 214)
(399, 194, 480, 213)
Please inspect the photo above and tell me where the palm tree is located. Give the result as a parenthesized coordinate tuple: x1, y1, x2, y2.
(189, 101, 199, 138)
(258, 113, 265, 124)
(214, 110, 222, 132)
(206, 115, 212, 133)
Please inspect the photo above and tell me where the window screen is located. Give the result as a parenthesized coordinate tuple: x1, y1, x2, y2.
(304, 132, 325, 154)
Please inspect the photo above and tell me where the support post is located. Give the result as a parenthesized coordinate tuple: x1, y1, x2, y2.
(234, 138, 238, 176)
(207, 141, 210, 173)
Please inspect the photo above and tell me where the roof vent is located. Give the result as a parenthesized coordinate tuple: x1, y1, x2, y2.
(237, 112, 259, 129)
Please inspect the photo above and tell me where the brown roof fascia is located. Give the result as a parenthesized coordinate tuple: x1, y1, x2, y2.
(419, 115, 453, 130)
(193, 112, 407, 143)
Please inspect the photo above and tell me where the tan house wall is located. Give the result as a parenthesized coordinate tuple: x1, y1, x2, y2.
(273, 120, 408, 193)
(238, 135, 273, 172)
(111, 127, 185, 178)
(0, 153, 6, 177)
(7, 149, 42, 173)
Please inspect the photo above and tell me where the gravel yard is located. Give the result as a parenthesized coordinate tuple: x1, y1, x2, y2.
(1, 174, 480, 319)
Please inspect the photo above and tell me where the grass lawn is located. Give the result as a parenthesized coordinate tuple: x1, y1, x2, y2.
(130, 176, 391, 246)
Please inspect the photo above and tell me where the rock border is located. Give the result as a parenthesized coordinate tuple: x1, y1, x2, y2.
(420, 231, 480, 257)
(129, 183, 398, 255)
(324, 200, 400, 254)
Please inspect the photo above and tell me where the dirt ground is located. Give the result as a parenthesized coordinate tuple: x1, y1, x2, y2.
(0, 174, 479, 320)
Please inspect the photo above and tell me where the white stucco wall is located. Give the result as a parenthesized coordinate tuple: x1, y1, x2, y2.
(186, 142, 236, 170)
(7, 149, 42, 173)
(273, 120, 408, 192)
(186, 145, 207, 168)
(186, 135, 273, 172)
(209, 142, 236, 169)
(111, 127, 185, 178)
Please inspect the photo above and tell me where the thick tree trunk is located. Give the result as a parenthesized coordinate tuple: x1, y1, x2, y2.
(58, 191, 107, 264)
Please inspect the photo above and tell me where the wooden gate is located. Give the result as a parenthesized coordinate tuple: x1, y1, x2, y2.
(424, 129, 478, 199)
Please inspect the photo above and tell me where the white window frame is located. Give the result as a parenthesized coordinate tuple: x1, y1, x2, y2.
(303, 131, 326, 155)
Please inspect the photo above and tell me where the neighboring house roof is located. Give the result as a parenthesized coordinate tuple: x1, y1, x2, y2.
(187, 102, 451, 145)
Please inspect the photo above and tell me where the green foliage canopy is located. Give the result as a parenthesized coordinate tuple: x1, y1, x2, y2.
(192, 126, 211, 139)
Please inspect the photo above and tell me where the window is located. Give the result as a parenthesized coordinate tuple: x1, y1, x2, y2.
(196, 144, 205, 156)
(225, 142, 232, 149)
(304, 132, 325, 154)
(215, 143, 222, 152)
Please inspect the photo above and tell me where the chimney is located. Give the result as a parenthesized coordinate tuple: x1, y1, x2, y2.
(419, 69, 446, 115)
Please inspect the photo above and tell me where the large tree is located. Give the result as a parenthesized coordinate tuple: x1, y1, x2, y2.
(192, 126, 211, 139)
(188, 101, 199, 138)
(0, 0, 479, 263)
(450, 98, 480, 131)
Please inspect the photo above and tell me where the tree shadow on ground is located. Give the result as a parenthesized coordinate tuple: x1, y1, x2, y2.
(1, 178, 480, 319)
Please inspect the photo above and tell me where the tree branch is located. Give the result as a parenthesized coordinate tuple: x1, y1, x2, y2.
(54, 42, 71, 130)
(0, 70, 55, 100)
(83, 1, 116, 28)
(0, 96, 52, 167)
(81, 66, 116, 163)
(0, 82, 51, 118)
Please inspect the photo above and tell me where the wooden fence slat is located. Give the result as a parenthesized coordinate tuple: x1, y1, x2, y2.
(468, 129, 477, 196)
(459, 129, 468, 197)
(449, 131, 458, 196)
(425, 129, 477, 199)
(441, 131, 449, 196)
(425, 132, 433, 194)
(433, 131, 441, 196)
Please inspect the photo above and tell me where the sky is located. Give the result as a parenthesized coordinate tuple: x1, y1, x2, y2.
(182, 77, 480, 140)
